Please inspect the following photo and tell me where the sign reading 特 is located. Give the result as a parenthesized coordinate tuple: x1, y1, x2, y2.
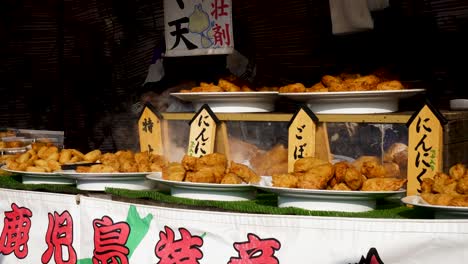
(406, 102, 446, 196)
(187, 104, 219, 157)
(138, 104, 164, 155)
(288, 106, 318, 173)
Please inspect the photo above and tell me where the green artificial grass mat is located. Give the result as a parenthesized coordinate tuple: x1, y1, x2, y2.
(105, 188, 435, 219)
(0, 174, 81, 194)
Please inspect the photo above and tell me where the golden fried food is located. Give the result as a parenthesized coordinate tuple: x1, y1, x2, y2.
(449, 196, 468, 207)
(218, 79, 241, 92)
(59, 149, 72, 164)
(241, 85, 254, 92)
(432, 172, 457, 195)
(376, 80, 404, 90)
(361, 160, 386, 178)
(352, 156, 380, 171)
(344, 75, 380, 91)
(297, 163, 334, 189)
(221, 173, 243, 184)
(306, 82, 328, 92)
(182, 155, 198, 171)
(332, 183, 352, 191)
(361, 178, 407, 191)
(294, 157, 329, 173)
(185, 167, 217, 183)
(344, 167, 363, 190)
(84, 149, 101, 162)
(272, 173, 298, 188)
(383, 162, 400, 178)
(76, 166, 91, 173)
(88, 164, 117, 173)
(26, 166, 46, 173)
(421, 193, 458, 206)
(321, 75, 342, 87)
(456, 177, 468, 195)
(421, 178, 434, 193)
(251, 144, 288, 176)
(229, 161, 260, 184)
(333, 161, 350, 184)
(162, 162, 186, 181)
(279, 83, 306, 93)
(120, 161, 139, 172)
(449, 163, 466, 180)
(196, 153, 227, 183)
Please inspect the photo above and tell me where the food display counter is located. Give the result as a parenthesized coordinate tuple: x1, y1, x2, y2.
(1, 111, 468, 263)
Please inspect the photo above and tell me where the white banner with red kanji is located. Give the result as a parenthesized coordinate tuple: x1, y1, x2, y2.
(2, 188, 468, 263)
(164, 0, 233, 56)
(0, 188, 79, 264)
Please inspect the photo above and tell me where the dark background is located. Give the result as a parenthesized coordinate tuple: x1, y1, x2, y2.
(1, 0, 467, 151)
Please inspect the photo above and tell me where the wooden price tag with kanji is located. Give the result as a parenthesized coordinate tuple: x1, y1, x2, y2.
(406, 102, 447, 196)
(138, 103, 164, 154)
(187, 105, 219, 157)
(288, 106, 318, 172)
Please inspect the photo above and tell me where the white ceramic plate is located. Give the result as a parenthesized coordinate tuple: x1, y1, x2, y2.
(401, 195, 468, 219)
(1, 166, 75, 185)
(146, 173, 256, 201)
(170, 92, 278, 113)
(279, 89, 425, 114)
(60, 170, 156, 191)
(450, 99, 468, 111)
(255, 176, 405, 212)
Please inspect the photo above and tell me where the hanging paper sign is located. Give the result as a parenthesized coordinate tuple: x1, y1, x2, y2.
(406, 102, 446, 196)
(138, 104, 163, 154)
(188, 105, 219, 157)
(164, 0, 234, 57)
(288, 106, 318, 172)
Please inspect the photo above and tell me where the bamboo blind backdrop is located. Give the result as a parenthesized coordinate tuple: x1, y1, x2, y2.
(0, 0, 467, 151)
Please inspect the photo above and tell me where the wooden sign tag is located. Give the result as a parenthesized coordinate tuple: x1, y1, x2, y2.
(406, 101, 447, 196)
(187, 104, 219, 157)
(138, 103, 163, 154)
(288, 106, 319, 172)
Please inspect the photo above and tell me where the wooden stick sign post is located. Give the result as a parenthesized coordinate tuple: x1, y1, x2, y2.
(406, 102, 447, 196)
(187, 104, 220, 157)
(138, 103, 164, 154)
(288, 106, 319, 172)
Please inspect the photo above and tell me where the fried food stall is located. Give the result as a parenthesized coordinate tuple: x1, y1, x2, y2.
(1, 0, 468, 263)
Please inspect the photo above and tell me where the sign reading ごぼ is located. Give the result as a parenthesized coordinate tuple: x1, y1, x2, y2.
(164, 0, 233, 56)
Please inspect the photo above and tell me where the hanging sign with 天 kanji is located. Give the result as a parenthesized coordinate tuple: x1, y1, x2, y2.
(164, 0, 234, 56)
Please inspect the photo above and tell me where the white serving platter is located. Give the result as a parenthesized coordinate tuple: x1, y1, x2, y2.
(255, 176, 405, 212)
(170, 91, 278, 113)
(60, 170, 156, 191)
(279, 89, 426, 114)
(402, 195, 468, 219)
(1, 166, 75, 185)
(146, 173, 256, 201)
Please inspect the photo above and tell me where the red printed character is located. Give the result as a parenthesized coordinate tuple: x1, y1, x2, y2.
(92, 216, 130, 264)
(155, 226, 203, 264)
(212, 23, 231, 46)
(229, 233, 281, 264)
(0, 203, 32, 259)
(41, 211, 77, 264)
(211, 0, 229, 20)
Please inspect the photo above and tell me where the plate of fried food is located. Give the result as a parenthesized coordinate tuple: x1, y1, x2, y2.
(146, 153, 259, 201)
(0, 143, 94, 185)
(171, 78, 279, 113)
(59, 150, 168, 191)
(254, 156, 407, 212)
(278, 73, 425, 114)
(401, 163, 468, 219)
